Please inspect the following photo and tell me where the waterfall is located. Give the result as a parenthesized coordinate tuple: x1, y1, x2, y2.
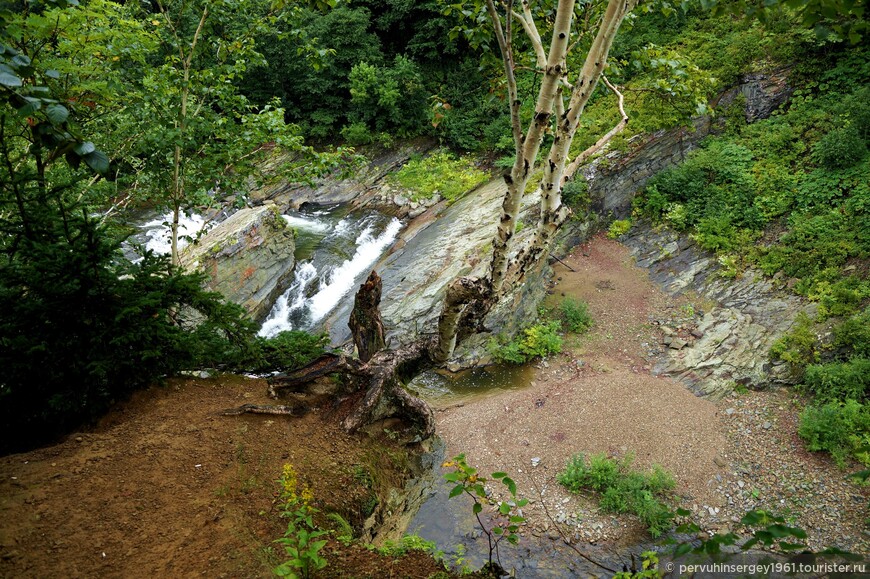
(258, 215, 402, 338)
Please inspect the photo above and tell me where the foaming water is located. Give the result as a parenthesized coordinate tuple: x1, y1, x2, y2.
(258, 216, 401, 337)
(139, 212, 207, 256)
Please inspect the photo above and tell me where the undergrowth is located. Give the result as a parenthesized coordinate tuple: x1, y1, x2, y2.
(557, 453, 676, 537)
(390, 150, 487, 204)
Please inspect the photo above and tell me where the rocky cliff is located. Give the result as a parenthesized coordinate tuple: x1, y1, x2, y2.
(181, 203, 295, 321)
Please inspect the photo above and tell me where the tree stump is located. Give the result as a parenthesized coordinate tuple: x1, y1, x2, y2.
(348, 270, 386, 362)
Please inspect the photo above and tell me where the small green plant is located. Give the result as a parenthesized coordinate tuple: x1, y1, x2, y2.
(273, 464, 329, 578)
(607, 219, 632, 239)
(368, 533, 438, 557)
(672, 509, 808, 557)
(802, 358, 870, 403)
(557, 453, 675, 537)
(559, 297, 594, 334)
(769, 312, 820, 377)
(614, 551, 661, 578)
(488, 320, 563, 364)
(798, 400, 870, 467)
(326, 513, 354, 546)
(442, 454, 528, 575)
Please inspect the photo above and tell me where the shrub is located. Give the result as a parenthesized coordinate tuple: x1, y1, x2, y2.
(0, 213, 258, 454)
(607, 219, 632, 239)
(227, 331, 328, 373)
(799, 400, 870, 467)
(557, 453, 675, 537)
(769, 312, 819, 376)
(834, 307, 870, 358)
(562, 179, 590, 210)
(802, 358, 870, 403)
(813, 125, 868, 169)
(489, 321, 563, 364)
(559, 297, 594, 334)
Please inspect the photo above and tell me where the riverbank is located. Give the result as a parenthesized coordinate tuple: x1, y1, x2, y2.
(436, 233, 870, 555)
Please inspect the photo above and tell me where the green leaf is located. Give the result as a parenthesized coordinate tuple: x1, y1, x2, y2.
(673, 542, 694, 557)
(473, 502, 482, 514)
(73, 141, 96, 155)
(45, 104, 69, 124)
(491, 472, 507, 479)
(449, 484, 464, 498)
(503, 477, 517, 496)
(0, 72, 21, 87)
(498, 503, 510, 515)
(83, 150, 110, 174)
(492, 526, 503, 535)
(45, 69, 61, 79)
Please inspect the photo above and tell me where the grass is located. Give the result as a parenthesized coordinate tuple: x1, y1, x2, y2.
(390, 150, 487, 204)
(557, 453, 676, 537)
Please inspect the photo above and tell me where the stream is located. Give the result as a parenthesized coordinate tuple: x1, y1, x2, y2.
(258, 205, 401, 339)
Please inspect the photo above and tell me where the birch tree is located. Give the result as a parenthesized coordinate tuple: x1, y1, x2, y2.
(436, 0, 639, 360)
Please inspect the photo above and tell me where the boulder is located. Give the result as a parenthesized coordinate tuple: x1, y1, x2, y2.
(181, 203, 295, 321)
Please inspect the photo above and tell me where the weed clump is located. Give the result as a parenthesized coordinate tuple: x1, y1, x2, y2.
(557, 453, 676, 537)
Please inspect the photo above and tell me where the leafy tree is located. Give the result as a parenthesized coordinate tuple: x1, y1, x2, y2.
(112, 0, 344, 265)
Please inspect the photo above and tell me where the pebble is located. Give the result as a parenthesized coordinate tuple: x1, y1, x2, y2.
(531, 457, 541, 468)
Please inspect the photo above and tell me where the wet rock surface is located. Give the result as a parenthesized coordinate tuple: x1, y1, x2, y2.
(180, 203, 295, 321)
(622, 223, 814, 398)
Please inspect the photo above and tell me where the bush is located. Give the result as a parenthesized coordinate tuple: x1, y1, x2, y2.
(769, 312, 819, 376)
(227, 331, 329, 373)
(559, 297, 594, 333)
(607, 219, 632, 239)
(489, 321, 563, 364)
(799, 400, 870, 467)
(0, 213, 258, 454)
(562, 179, 590, 210)
(557, 453, 675, 537)
(834, 307, 870, 358)
(813, 125, 868, 169)
(802, 358, 870, 404)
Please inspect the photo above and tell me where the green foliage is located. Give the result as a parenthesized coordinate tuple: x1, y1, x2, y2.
(813, 125, 869, 169)
(613, 551, 661, 578)
(488, 321, 563, 365)
(389, 150, 487, 203)
(769, 312, 820, 376)
(557, 454, 675, 537)
(559, 297, 594, 334)
(326, 513, 354, 546)
(802, 359, 870, 404)
(0, 217, 257, 453)
(369, 534, 438, 557)
(345, 55, 429, 141)
(673, 509, 808, 557)
(274, 464, 329, 578)
(834, 307, 870, 358)
(799, 400, 870, 467)
(442, 454, 528, 573)
(608, 219, 632, 239)
(226, 331, 328, 373)
(562, 179, 590, 210)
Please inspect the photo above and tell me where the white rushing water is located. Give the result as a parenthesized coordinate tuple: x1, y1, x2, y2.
(139, 212, 207, 255)
(258, 216, 402, 337)
(281, 214, 330, 233)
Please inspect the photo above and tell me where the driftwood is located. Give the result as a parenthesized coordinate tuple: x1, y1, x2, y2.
(225, 270, 436, 442)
